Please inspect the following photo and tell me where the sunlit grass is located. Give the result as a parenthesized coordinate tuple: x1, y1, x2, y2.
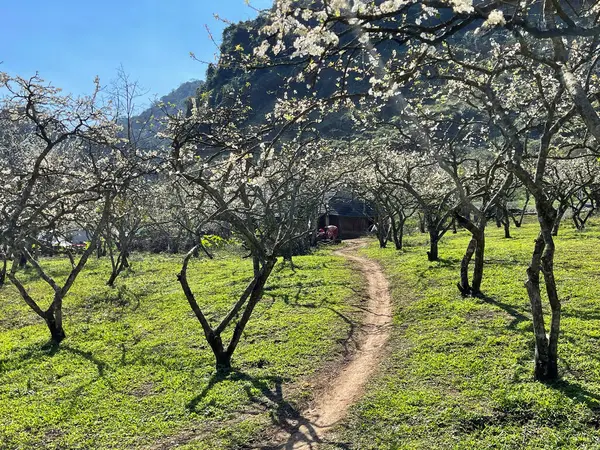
(331, 218, 600, 449)
(0, 250, 361, 449)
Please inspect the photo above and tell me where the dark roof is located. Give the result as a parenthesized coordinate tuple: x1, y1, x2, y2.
(322, 195, 376, 218)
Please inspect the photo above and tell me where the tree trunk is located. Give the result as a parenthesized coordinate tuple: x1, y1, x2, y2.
(577, 206, 594, 230)
(503, 218, 511, 239)
(458, 237, 476, 295)
(526, 235, 551, 380)
(570, 195, 593, 231)
(45, 299, 65, 344)
(472, 231, 485, 295)
(376, 215, 389, 248)
(107, 256, 125, 287)
(377, 232, 387, 248)
(199, 240, 214, 259)
(501, 206, 511, 238)
(525, 197, 560, 382)
(215, 350, 232, 372)
(390, 216, 400, 249)
(107, 270, 118, 287)
(0, 255, 6, 288)
(525, 232, 559, 381)
(427, 228, 439, 261)
(205, 333, 230, 371)
(45, 314, 66, 344)
(282, 245, 295, 268)
(224, 258, 276, 368)
(512, 191, 530, 228)
(397, 221, 404, 250)
(178, 250, 276, 373)
(457, 229, 485, 296)
(540, 228, 561, 381)
(391, 218, 405, 250)
(195, 328, 232, 371)
(107, 240, 131, 286)
(551, 204, 567, 236)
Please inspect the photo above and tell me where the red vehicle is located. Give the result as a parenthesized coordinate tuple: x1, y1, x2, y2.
(317, 225, 339, 242)
(326, 225, 339, 240)
(317, 228, 327, 240)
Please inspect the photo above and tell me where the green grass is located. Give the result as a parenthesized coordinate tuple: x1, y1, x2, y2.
(329, 219, 600, 449)
(0, 250, 361, 449)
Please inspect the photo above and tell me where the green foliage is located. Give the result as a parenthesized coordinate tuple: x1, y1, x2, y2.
(200, 234, 231, 249)
(329, 220, 600, 449)
(0, 251, 360, 449)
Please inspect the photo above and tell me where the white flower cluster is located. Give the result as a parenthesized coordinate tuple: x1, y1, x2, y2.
(292, 29, 340, 57)
(379, 0, 408, 14)
(483, 10, 506, 27)
(449, 0, 474, 14)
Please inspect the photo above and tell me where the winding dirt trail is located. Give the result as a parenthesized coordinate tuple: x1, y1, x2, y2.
(261, 239, 393, 449)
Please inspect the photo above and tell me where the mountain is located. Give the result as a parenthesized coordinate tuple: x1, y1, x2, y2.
(128, 79, 204, 149)
(198, 16, 357, 136)
(141, 79, 204, 121)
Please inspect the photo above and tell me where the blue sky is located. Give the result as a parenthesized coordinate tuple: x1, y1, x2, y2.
(0, 0, 272, 106)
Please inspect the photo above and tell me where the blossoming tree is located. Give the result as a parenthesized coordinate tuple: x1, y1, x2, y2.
(0, 73, 123, 344)
(165, 92, 350, 371)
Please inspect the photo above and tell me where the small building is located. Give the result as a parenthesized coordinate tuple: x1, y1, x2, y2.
(318, 194, 376, 239)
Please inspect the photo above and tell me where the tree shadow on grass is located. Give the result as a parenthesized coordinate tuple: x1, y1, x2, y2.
(187, 370, 310, 436)
(277, 284, 304, 306)
(60, 344, 109, 377)
(0, 340, 61, 373)
(486, 258, 522, 267)
(325, 307, 359, 356)
(414, 257, 458, 282)
(562, 308, 600, 322)
(275, 260, 299, 274)
(478, 294, 530, 330)
(187, 369, 352, 449)
(277, 283, 361, 310)
(271, 287, 361, 357)
(548, 379, 600, 415)
(430, 257, 460, 268)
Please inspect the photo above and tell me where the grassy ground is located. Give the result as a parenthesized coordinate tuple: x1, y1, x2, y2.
(0, 249, 361, 449)
(329, 219, 600, 449)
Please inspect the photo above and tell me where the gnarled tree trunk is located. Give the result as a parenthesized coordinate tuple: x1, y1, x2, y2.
(178, 249, 276, 372)
(456, 214, 486, 296)
(390, 215, 405, 250)
(525, 195, 561, 381)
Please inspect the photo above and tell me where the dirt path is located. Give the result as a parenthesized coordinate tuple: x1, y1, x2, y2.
(260, 239, 393, 449)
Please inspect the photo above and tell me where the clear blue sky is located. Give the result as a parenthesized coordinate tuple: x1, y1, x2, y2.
(0, 0, 272, 106)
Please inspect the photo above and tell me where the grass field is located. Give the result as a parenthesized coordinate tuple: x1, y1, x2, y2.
(0, 250, 361, 449)
(5, 218, 600, 450)
(329, 219, 600, 449)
